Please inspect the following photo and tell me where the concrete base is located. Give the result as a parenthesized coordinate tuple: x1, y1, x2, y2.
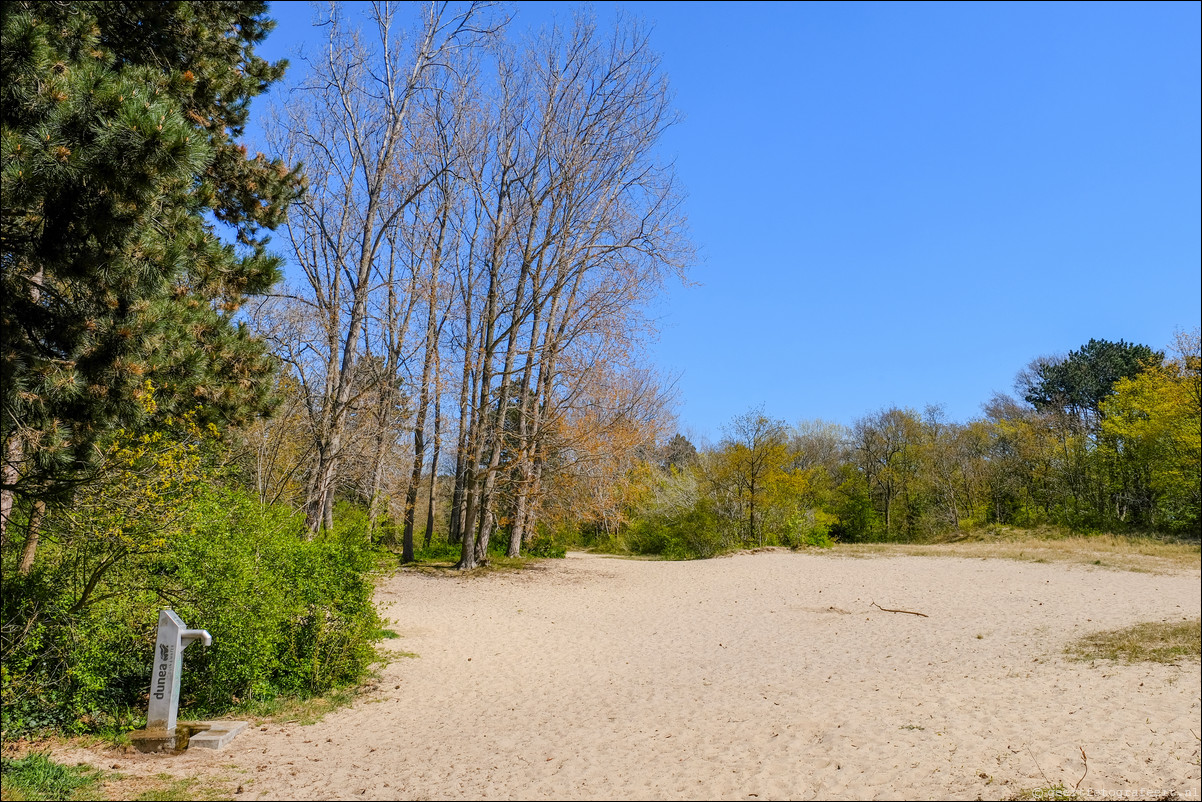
(130, 720, 248, 753)
(130, 727, 190, 753)
(183, 720, 248, 750)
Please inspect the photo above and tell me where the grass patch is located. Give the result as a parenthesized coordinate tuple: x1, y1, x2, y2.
(0, 752, 103, 801)
(836, 528, 1200, 573)
(401, 552, 544, 575)
(1, 740, 241, 801)
(127, 774, 231, 801)
(399, 536, 562, 572)
(237, 686, 359, 726)
(409, 540, 462, 564)
(98, 769, 237, 802)
(1067, 618, 1201, 664)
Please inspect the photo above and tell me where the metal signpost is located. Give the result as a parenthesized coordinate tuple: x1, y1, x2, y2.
(133, 609, 246, 752)
(146, 609, 211, 733)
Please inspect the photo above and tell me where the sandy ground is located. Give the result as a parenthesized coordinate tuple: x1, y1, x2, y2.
(53, 550, 1202, 800)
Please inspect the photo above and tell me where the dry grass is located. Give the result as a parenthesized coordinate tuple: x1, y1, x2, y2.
(835, 528, 1201, 574)
(1067, 618, 1202, 664)
(234, 686, 360, 727)
(100, 771, 235, 801)
(1005, 785, 1082, 801)
(1005, 786, 1083, 801)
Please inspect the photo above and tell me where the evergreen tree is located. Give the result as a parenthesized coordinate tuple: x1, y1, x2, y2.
(1020, 338, 1163, 429)
(1, 1, 300, 538)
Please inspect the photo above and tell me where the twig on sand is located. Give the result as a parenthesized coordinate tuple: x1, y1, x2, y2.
(1075, 746, 1088, 790)
(870, 600, 929, 618)
(1027, 745, 1052, 787)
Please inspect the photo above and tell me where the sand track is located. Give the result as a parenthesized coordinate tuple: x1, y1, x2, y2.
(56, 550, 1202, 800)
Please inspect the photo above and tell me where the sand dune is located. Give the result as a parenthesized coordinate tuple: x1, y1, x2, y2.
(61, 550, 1202, 800)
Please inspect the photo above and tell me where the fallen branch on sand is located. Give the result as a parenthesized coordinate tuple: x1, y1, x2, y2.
(870, 601, 929, 618)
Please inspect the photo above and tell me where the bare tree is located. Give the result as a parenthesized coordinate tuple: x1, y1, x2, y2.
(255, 5, 688, 560)
(852, 407, 923, 536)
(450, 14, 691, 567)
(390, 46, 489, 559)
(266, 1, 499, 533)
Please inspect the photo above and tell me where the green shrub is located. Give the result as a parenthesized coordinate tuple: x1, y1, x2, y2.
(525, 537, 566, 558)
(168, 488, 381, 710)
(1, 483, 383, 736)
(784, 509, 836, 549)
(328, 500, 373, 546)
(413, 538, 462, 563)
(623, 506, 730, 560)
(624, 519, 670, 556)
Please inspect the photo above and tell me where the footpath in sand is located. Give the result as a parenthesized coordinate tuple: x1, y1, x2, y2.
(61, 550, 1202, 800)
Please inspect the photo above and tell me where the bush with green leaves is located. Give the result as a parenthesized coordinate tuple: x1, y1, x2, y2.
(622, 502, 732, 560)
(167, 488, 382, 709)
(525, 537, 567, 558)
(1, 469, 382, 736)
(782, 509, 836, 549)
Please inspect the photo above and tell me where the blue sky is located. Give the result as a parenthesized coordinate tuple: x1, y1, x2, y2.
(250, 1, 1201, 443)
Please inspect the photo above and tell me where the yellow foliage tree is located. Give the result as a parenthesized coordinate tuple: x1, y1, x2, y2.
(51, 383, 209, 611)
(710, 408, 793, 547)
(1100, 353, 1201, 533)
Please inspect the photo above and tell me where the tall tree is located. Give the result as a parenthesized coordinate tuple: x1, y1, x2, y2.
(1015, 338, 1164, 526)
(659, 433, 699, 473)
(1019, 338, 1163, 430)
(451, 13, 691, 568)
(715, 407, 791, 547)
(851, 407, 923, 537)
(1, 1, 300, 544)
(1098, 330, 1201, 533)
(265, 0, 496, 533)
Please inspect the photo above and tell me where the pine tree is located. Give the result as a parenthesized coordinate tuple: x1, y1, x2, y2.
(1, 1, 300, 540)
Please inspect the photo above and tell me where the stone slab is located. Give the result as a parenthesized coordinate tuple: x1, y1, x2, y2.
(183, 720, 249, 750)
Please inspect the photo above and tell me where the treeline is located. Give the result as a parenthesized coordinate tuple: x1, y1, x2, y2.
(554, 333, 1201, 558)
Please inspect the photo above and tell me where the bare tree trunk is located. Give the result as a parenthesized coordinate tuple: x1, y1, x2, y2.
(458, 143, 518, 568)
(472, 252, 534, 562)
(307, 433, 341, 535)
(2, 267, 42, 548)
(448, 391, 470, 544)
(522, 442, 545, 547)
(508, 265, 558, 556)
(17, 500, 44, 576)
(367, 235, 419, 540)
(400, 424, 425, 562)
(447, 312, 475, 546)
(423, 354, 442, 550)
(402, 210, 449, 562)
(447, 197, 485, 546)
(458, 308, 498, 569)
(1, 434, 21, 549)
